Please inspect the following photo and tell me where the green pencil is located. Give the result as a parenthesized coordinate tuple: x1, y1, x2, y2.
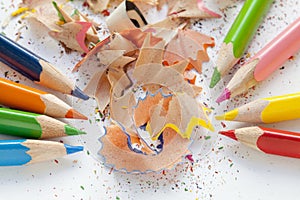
(0, 108, 86, 139)
(209, 0, 273, 88)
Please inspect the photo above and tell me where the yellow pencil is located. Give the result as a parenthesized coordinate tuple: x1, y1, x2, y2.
(216, 92, 300, 123)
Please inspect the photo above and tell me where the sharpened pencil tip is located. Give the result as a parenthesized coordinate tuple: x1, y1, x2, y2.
(65, 109, 88, 120)
(215, 109, 238, 121)
(216, 88, 231, 103)
(72, 86, 89, 100)
(64, 125, 86, 136)
(219, 130, 238, 141)
(64, 144, 84, 155)
(209, 68, 221, 88)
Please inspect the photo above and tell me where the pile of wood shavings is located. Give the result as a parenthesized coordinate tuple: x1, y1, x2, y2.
(16, 0, 221, 173)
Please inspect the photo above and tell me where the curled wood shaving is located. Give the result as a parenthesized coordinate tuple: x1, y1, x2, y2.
(100, 125, 190, 172)
(168, 0, 221, 19)
(20, 0, 99, 52)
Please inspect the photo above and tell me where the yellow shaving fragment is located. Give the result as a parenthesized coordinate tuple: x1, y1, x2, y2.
(147, 105, 214, 140)
(11, 7, 29, 17)
(56, 20, 65, 25)
(202, 106, 212, 115)
(20, 9, 36, 19)
(148, 117, 214, 140)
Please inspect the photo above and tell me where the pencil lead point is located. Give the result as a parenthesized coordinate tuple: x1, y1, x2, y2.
(209, 68, 221, 88)
(65, 109, 88, 120)
(216, 88, 231, 103)
(215, 109, 238, 121)
(72, 86, 89, 100)
(219, 130, 237, 141)
(64, 144, 84, 154)
(64, 125, 86, 136)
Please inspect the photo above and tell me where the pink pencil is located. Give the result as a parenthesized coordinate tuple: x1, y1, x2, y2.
(216, 17, 300, 103)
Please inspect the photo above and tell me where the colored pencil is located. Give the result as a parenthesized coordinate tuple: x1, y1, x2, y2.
(0, 78, 87, 119)
(209, 0, 273, 88)
(219, 126, 300, 159)
(217, 17, 300, 103)
(215, 92, 300, 123)
(0, 139, 83, 166)
(0, 34, 89, 100)
(0, 107, 86, 139)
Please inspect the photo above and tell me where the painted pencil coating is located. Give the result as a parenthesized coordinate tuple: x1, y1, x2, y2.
(257, 127, 300, 158)
(210, 0, 273, 88)
(216, 92, 300, 123)
(0, 108, 86, 138)
(219, 126, 300, 159)
(0, 78, 87, 119)
(0, 139, 83, 166)
(0, 34, 89, 100)
(0, 35, 41, 81)
(223, 0, 273, 57)
(253, 17, 300, 81)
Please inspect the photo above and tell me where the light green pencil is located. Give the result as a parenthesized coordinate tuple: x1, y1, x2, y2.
(209, 0, 273, 88)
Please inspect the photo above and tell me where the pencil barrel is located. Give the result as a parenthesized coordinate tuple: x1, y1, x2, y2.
(0, 34, 42, 81)
(224, 0, 273, 57)
(0, 108, 43, 138)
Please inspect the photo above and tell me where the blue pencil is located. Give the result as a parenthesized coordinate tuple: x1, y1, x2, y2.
(0, 34, 89, 100)
(0, 139, 83, 166)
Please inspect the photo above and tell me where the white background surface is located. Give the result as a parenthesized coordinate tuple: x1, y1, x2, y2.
(0, 0, 300, 199)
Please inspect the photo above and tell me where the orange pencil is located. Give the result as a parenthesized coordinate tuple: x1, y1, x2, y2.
(0, 78, 87, 119)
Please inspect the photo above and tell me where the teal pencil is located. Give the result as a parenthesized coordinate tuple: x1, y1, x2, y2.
(0, 139, 83, 166)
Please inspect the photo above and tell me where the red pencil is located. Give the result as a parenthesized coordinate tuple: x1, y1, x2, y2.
(219, 126, 300, 159)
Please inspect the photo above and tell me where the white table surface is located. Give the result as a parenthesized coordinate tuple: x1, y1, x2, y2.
(0, 0, 300, 199)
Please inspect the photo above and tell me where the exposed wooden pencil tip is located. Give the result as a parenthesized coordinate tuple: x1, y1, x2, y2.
(65, 109, 88, 120)
(219, 130, 237, 141)
(216, 88, 231, 103)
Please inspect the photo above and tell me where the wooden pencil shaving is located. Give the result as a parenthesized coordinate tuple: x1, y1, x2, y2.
(168, 0, 221, 19)
(88, 27, 215, 171)
(100, 125, 190, 172)
(72, 0, 218, 172)
(20, 0, 99, 52)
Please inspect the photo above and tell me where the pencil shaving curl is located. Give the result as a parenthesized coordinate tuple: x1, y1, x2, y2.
(80, 28, 215, 172)
(85, 0, 221, 20)
(21, 0, 99, 52)
(72, 0, 218, 172)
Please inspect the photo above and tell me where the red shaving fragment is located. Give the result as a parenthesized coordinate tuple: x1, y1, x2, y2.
(221, 121, 226, 128)
(185, 154, 194, 162)
(75, 21, 93, 53)
(101, 9, 110, 17)
(83, 1, 89, 7)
